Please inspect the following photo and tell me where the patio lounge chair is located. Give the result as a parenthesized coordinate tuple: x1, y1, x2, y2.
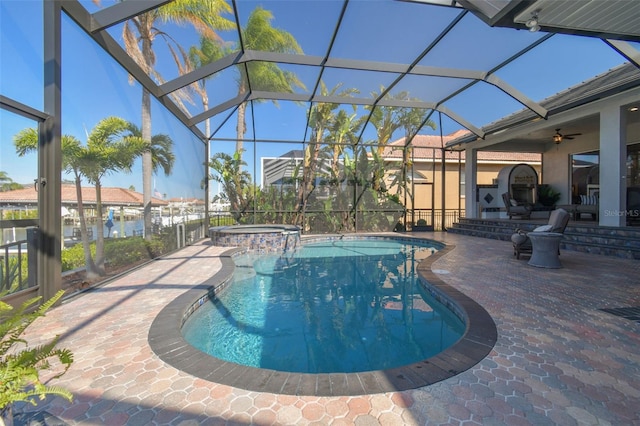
(510, 208, 570, 259)
(502, 192, 532, 220)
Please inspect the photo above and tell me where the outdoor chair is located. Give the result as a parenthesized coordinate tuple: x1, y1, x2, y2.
(502, 192, 532, 220)
(510, 208, 570, 259)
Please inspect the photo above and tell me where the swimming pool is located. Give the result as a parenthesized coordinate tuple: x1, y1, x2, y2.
(182, 238, 464, 374)
(149, 235, 498, 396)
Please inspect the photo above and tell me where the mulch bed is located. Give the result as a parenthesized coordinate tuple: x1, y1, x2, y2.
(62, 259, 150, 295)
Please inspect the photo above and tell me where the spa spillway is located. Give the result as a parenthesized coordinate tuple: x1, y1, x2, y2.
(209, 224, 301, 252)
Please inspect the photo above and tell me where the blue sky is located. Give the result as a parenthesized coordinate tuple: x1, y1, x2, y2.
(0, 0, 632, 199)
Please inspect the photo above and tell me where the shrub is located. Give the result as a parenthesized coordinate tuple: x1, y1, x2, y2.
(103, 238, 152, 269)
(61, 243, 95, 272)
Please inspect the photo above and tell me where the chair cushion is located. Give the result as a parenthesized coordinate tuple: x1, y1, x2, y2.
(511, 233, 528, 245)
(548, 208, 570, 232)
(533, 224, 553, 232)
(580, 194, 598, 205)
(510, 198, 518, 207)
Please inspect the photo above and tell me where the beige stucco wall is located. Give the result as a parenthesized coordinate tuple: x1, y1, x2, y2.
(542, 131, 600, 205)
(386, 160, 542, 211)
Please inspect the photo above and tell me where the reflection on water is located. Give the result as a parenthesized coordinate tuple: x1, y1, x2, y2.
(183, 239, 464, 374)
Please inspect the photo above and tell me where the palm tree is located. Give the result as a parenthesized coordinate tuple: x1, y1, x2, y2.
(0, 171, 22, 192)
(393, 107, 436, 226)
(14, 129, 101, 277)
(121, 0, 234, 239)
(325, 108, 364, 184)
(127, 124, 176, 178)
(206, 151, 252, 222)
(188, 36, 228, 140)
(365, 88, 416, 192)
(79, 117, 146, 274)
(296, 82, 359, 225)
(187, 36, 228, 226)
(234, 6, 305, 154)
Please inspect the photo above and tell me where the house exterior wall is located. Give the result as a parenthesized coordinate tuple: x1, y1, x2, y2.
(386, 160, 542, 212)
(542, 131, 600, 205)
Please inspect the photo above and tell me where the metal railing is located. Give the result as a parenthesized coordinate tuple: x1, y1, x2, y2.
(215, 208, 465, 233)
(0, 227, 38, 295)
(406, 209, 464, 231)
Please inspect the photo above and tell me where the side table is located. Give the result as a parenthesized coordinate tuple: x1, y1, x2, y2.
(527, 232, 564, 269)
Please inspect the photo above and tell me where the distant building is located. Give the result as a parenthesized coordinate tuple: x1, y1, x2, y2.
(0, 184, 168, 216)
(261, 150, 333, 189)
(166, 197, 205, 213)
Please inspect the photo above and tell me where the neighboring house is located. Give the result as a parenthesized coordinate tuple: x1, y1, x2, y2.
(261, 149, 333, 189)
(381, 130, 541, 213)
(0, 184, 168, 219)
(166, 197, 205, 213)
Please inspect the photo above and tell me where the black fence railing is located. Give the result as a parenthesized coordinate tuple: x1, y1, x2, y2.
(0, 227, 38, 296)
(401, 209, 464, 232)
(214, 208, 464, 233)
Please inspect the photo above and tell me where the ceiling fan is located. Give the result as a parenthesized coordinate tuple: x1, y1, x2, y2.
(553, 128, 581, 144)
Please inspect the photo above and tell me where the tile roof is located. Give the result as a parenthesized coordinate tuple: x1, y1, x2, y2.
(0, 184, 168, 207)
(384, 131, 541, 163)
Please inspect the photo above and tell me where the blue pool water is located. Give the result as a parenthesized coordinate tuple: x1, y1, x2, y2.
(182, 238, 465, 374)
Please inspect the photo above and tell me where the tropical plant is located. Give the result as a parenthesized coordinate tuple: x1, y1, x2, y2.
(127, 124, 176, 178)
(233, 6, 305, 154)
(389, 105, 436, 222)
(364, 88, 415, 192)
(0, 290, 73, 423)
(324, 108, 364, 185)
(0, 172, 22, 192)
(14, 118, 146, 277)
(14, 128, 100, 276)
(297, 82, 360, 226)
(186, 35, 228, 225)
(206, 151, 253, 222)
(79, 117, 146, 274)
(537, 184, 561, 207)
(188, 35, 228, 140)
(120, 0, 234, 239)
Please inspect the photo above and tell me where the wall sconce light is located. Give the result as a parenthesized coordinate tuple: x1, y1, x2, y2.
(526, 11, 541, 32)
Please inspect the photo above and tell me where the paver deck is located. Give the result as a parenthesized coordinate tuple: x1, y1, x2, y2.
(15, 232, 640, 425)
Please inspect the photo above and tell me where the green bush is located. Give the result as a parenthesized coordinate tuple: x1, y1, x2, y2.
(104, 238, 152, 268)
(60, 223, 191, 275)
(61, 243, 95, 272)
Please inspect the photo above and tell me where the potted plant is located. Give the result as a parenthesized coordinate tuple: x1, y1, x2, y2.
(0, 290, 74, 426)
(537, 184, 561, 207)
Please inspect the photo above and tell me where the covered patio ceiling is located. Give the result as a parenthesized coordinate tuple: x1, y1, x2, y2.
(63, 0, 640, 151)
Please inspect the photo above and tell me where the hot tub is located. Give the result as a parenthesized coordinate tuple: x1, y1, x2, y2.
(209, 224, 301, 253)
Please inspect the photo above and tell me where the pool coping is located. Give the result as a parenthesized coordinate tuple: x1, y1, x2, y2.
(148, 234, 497, 396)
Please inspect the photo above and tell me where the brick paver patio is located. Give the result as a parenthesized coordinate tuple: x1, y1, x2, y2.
(15, 232, 640, 425)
